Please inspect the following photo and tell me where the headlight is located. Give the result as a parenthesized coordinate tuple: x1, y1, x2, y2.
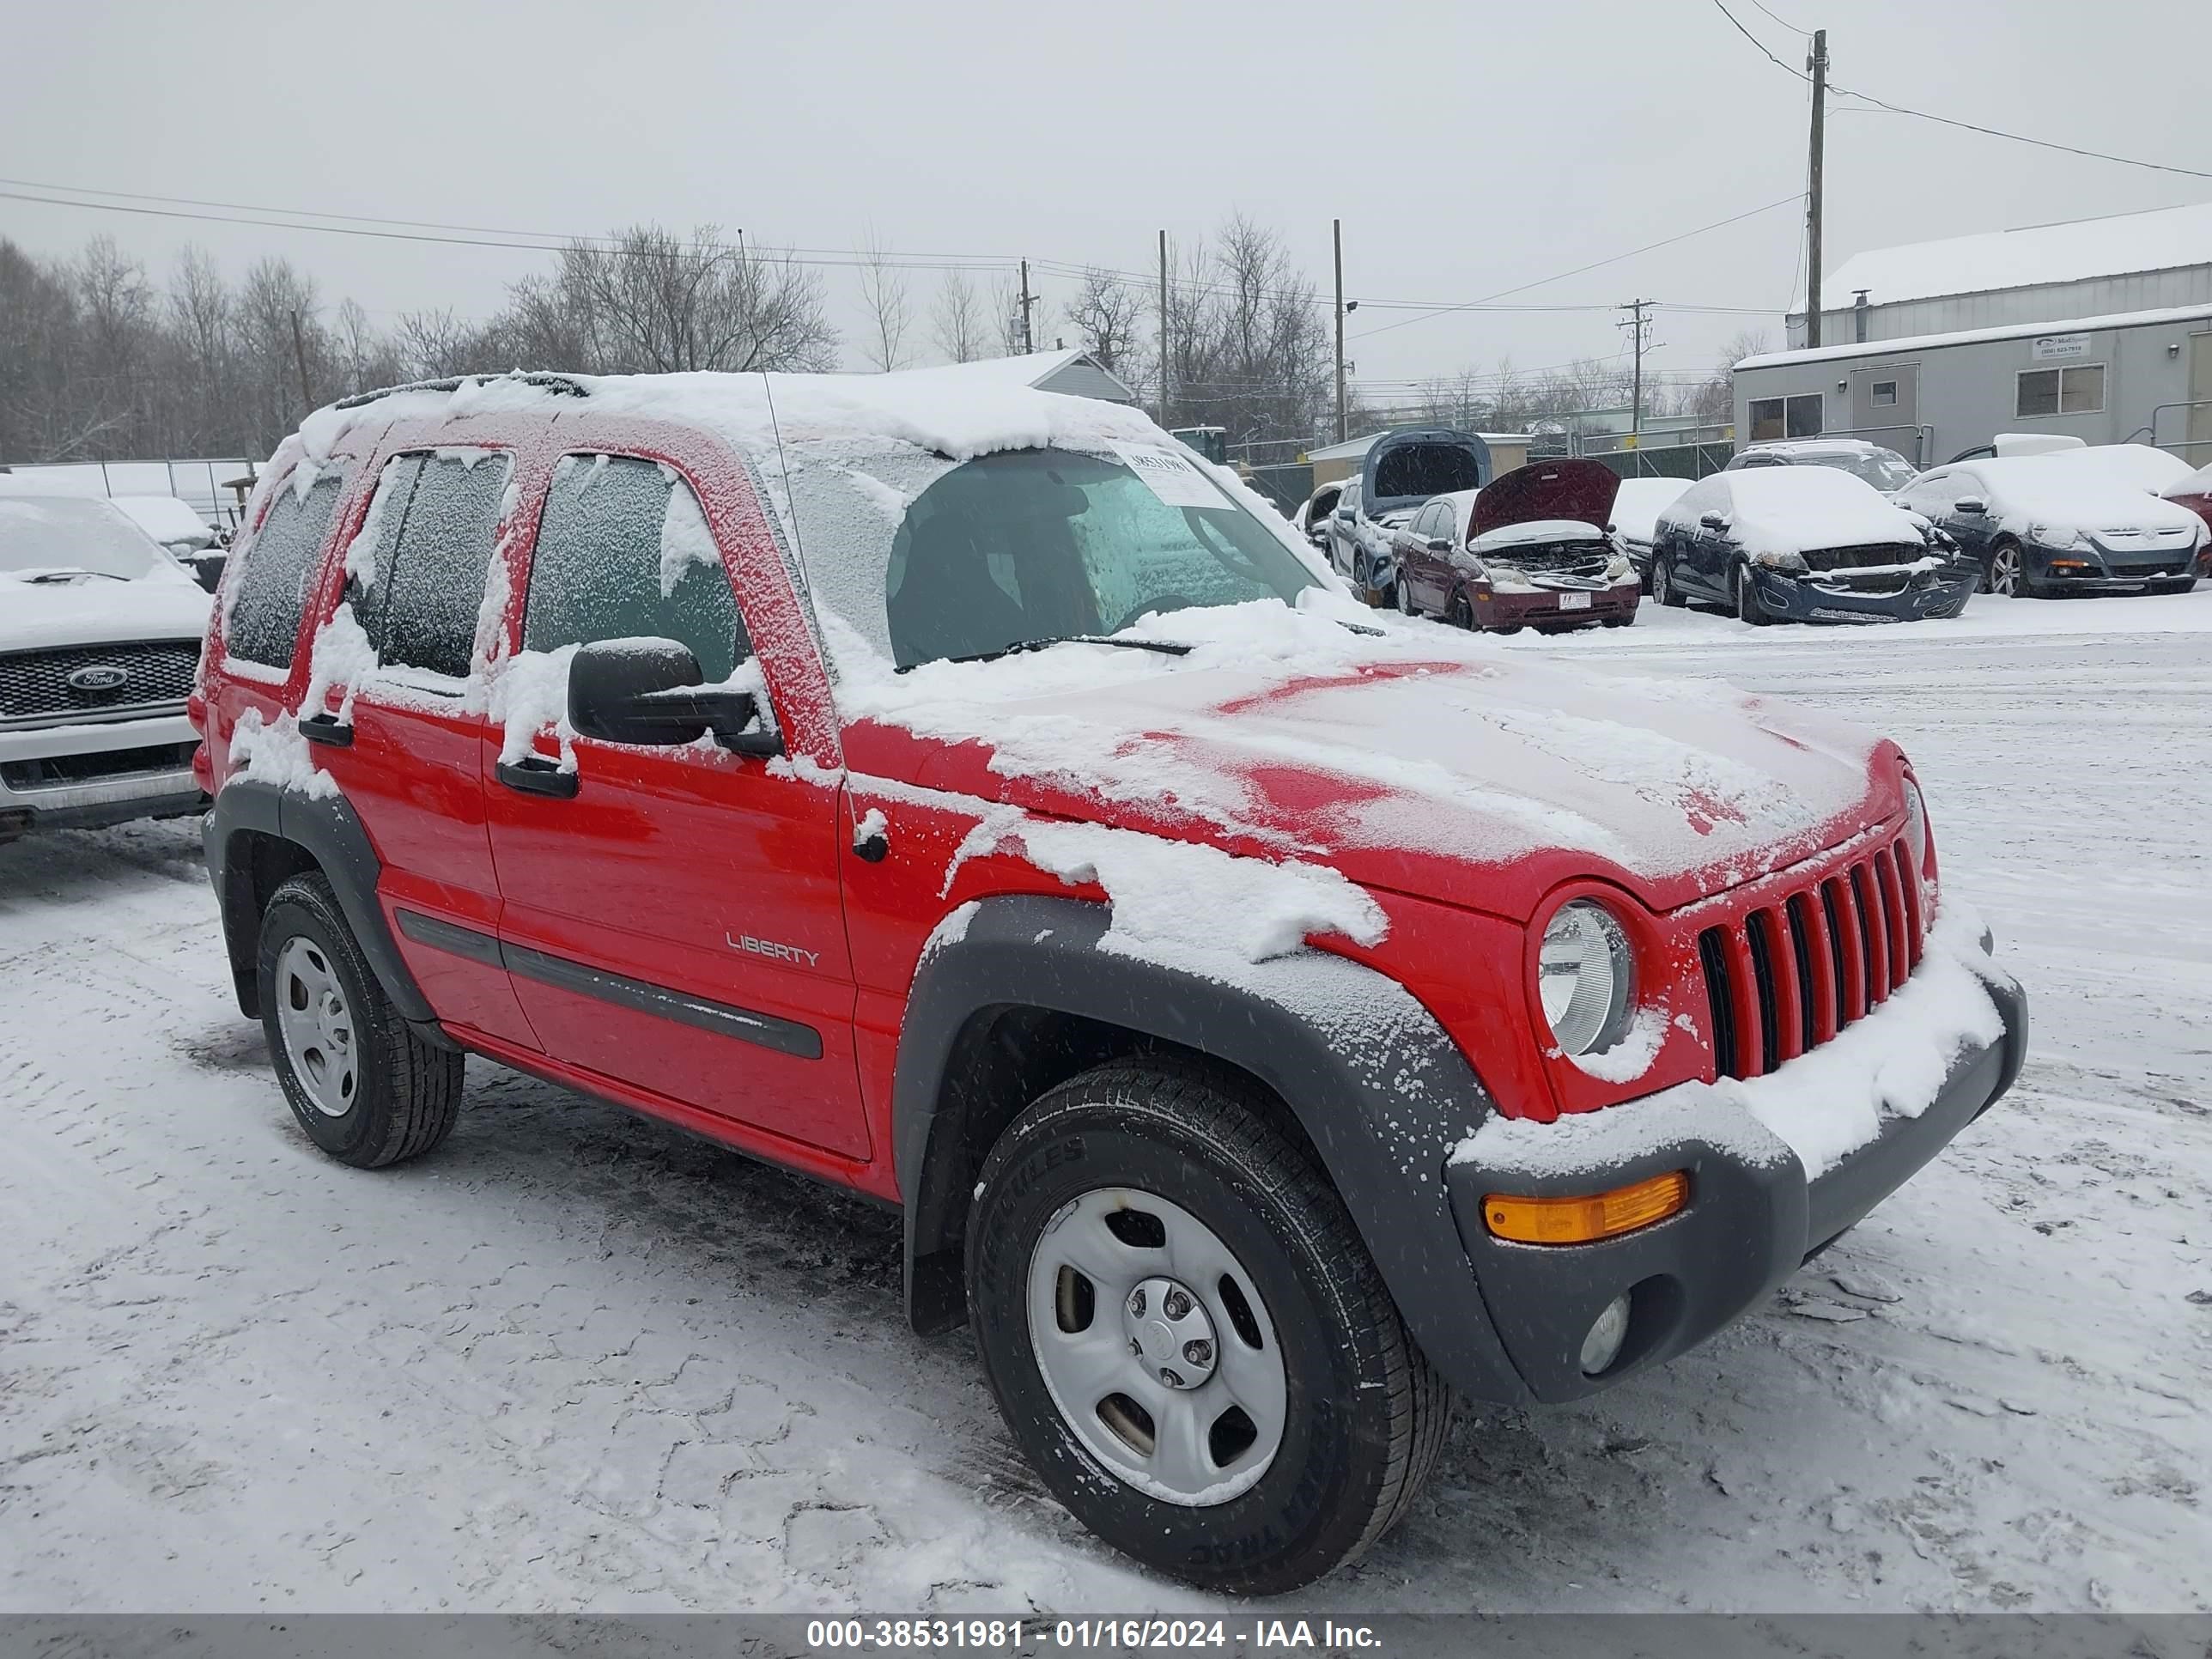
(1605, 554, 1633, 581)
(2029, 522, 2082, 549)
(1750, 549, 1808, 571)
(1538, 901, 1636, 1057)
(1902, 776, 1936, 890)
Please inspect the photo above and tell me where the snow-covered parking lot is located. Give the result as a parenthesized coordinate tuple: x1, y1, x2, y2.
(2, 592, 2207, 1615)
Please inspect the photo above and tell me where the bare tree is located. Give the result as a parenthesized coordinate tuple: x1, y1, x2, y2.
(989, 273, 1030, 356)
(854, 234, 912, 372)
(1688, 328, 1771, 424)
(1064, 267, 1146, 381)
(1158, 216, 1329, 447)
(930, 270, 988, 363)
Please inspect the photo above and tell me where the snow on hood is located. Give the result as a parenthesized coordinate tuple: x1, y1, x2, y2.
(1962, 457, 2207, 533)
(0, 564, 210, 653)
(1697, 468, 1924, 557)
(1468, 459, 1620, 540)
(842, 596, 1889, 919)
(1471, 519, 1608, 556)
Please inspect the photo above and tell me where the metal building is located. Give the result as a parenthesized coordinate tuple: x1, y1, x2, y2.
(1790, 201, 2212, 349)
(1734, 301, 2212, 468)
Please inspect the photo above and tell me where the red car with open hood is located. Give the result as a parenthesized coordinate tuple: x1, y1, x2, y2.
(191, 368, 2026, 1593)
(1392, 457, 1642, 631)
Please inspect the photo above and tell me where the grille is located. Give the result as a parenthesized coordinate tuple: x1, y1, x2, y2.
(0, 641, 200, 722)
(1, 740, 199, 790)
(1698, 838, 1927, 1081)
(1803, 543, 1923, 572)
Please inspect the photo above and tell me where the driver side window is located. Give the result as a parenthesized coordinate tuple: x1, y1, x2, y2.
(523, 455, 749, 682)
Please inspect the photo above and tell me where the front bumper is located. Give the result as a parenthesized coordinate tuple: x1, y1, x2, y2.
(0, 712, 206, 835)
(1443, 964, 2027, 1403)
(1749, 564, 1977, 623)
(1474, 580, 1642, 630)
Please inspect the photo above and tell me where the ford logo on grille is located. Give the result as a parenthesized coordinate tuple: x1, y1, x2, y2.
(67, 664, 131, 692)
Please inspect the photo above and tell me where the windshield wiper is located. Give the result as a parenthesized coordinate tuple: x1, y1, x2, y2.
(908, 635, 1194, 671)
(21, 568, 125, 585)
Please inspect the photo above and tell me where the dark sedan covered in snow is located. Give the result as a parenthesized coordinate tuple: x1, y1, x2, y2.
(1649, 468, 1976, 625)
(1893, 456, 2205, 597)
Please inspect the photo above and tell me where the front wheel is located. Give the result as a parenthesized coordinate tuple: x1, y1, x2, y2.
(1652, 553, 1687, 609)
(1733, 562, 1772, 626)
(257, 872, 464, 1168)
(1985, 538, 2027, 598)
(1395, 573, 1417, 617)
(1448, 591, 1474, 629)
(966, 1061, 1450, 1595)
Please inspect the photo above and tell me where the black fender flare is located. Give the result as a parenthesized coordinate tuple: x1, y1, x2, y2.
(892, 893, 1532, 1406)
(203, 779, 438, 1030)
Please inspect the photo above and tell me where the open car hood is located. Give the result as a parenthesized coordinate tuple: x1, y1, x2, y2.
(1468, 459, 1621, 541)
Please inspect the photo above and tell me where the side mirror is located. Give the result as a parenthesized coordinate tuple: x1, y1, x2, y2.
(1425, 537, 1453, 554)
(1699, 511, 1731, 532)
(1954, 496, 1987, 514)
(567, 637, 782, 757)
(1334, 506, 1356, 523)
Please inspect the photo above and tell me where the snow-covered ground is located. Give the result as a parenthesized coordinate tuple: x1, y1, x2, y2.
(2, 592, 2207, 1614)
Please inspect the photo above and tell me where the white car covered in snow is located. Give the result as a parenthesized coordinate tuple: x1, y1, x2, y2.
(1608, 475, 1693, 586)
(0, 495, 211, 838)
(1894, 454, 2207, 597)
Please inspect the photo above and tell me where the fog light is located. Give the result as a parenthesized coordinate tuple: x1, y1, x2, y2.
(1580, 1294, 1632, 1376)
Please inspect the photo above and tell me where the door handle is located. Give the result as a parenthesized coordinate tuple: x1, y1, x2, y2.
(298, 712, 354, 747)
(496, 755, 579, 799)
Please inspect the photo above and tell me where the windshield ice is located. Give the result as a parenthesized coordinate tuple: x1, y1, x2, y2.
(777, 441, 1322, 672)
(0, 496, 165, 579)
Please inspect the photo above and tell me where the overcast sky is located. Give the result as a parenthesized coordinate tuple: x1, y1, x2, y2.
(4, 0, 2205, 401)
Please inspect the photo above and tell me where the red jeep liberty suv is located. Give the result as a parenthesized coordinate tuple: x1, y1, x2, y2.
(191, 369, 2027, 1592)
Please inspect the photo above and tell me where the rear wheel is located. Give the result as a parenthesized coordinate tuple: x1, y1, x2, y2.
(966, 1060, 1450, 1595)
(1985, 538, 2027, 598)
(1652, 552, 1686, 609)
(257, 873, 463, 1168)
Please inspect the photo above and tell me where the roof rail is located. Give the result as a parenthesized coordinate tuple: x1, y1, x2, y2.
(332, 371, 590, 411)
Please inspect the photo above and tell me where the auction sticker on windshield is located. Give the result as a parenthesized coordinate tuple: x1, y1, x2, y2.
(1112, 443, 1228, 510)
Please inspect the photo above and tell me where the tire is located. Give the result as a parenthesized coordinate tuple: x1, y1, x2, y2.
(966, 1060, 1451, 1595)
(1448, 591, 1474, 629)
(1601, 612, 1636, 629)
(256, 872, 463, 1168)
(1985, 538, 2028, 598)
(1733, 562, 1771, 626)
(1652, 552, 1687, 609)
(1395, 574, 1417, 617)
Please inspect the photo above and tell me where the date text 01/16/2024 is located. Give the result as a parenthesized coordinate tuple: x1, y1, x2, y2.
(803, 1620, 1384, 1650)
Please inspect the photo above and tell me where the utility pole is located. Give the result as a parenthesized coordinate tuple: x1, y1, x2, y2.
(1620, 299, 1654, 440)
(1333, 218, 1348, 444)
(1157, 230, 1170, 428)
(1018, 258, 1036, 355)
(1805, 27, 1828, 349)
(289, 308, 315, 413)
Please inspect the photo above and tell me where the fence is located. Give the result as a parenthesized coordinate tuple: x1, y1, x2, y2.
(0, 457, 255, 526)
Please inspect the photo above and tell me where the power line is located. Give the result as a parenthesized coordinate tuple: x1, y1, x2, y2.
(1706, 0, 2212, 180)
(1349, 194, 1804, 341)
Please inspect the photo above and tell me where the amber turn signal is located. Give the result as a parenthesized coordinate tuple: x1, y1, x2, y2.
(1483, 1170, 1690, 1244)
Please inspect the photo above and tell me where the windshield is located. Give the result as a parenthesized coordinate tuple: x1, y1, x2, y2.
(1801, 448, 1918, 490)
(779, 441, 1322, 672)
(0, 496, 166, 578)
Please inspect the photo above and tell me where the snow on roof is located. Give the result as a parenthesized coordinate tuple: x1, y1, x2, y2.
(111, 495, 216, 548)
(292, 364, 1167, 472)
(1741, 438, 1893, 458)
(1304, 429, 1525, 464)
(1686, 466, 1920, 556)
(1736, 301, 2212, 371)
(924, 347, 1139, 404)
(1826, 200, 2212, 309)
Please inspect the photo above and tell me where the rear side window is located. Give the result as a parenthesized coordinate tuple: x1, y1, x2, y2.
(524, 455, 746, 682)
(228, 471, 347, 669)
(351, 450, 511, 679)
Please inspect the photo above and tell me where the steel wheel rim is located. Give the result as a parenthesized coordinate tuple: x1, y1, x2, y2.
(275, 935, 358, 1117)
(1026, 1186, 1286, 1507)
(1991, 546, 2021, 595)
